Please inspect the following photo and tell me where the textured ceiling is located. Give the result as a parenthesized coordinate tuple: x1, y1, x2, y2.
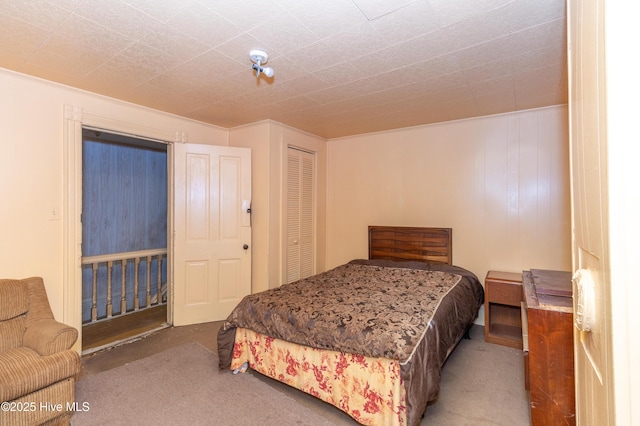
(0, 0, 567, 139)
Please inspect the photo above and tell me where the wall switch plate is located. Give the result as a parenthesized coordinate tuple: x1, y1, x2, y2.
(48, 205, 61, 221)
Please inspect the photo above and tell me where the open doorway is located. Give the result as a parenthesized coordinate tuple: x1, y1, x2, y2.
(80, 128, 169, 353)
(62, 107, 253, 350)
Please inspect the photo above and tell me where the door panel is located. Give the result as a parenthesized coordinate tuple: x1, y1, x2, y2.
(173, 144, 251, 326)
(568, 0, 614, 423)
(286, 151, 301, 283)
(286, 148, 315, 284)
(184, 261, 209, 303)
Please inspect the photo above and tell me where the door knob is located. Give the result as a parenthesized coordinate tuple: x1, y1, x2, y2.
(243, 244, 249, 250)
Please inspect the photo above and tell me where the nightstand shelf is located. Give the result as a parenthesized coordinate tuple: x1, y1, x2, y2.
(484, 271, 523, 349)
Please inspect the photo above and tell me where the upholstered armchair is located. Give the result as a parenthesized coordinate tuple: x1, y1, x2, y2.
(0, 277, 82, 426)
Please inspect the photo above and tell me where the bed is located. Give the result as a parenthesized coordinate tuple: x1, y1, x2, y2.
(218, 226, 484, 425)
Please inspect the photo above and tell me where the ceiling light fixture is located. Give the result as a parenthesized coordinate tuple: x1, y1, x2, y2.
(249, 50, 274, 78)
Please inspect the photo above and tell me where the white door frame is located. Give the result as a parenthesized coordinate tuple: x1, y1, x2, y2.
(62, 105, 184, 351)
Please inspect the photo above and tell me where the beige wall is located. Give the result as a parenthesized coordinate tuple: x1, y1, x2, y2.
(326, 105, 571, 293)
(230, 120, 326, 293)
(0, 69, 228, 321)
(229, 122, 272, 293)
(1, 66, 570, 331)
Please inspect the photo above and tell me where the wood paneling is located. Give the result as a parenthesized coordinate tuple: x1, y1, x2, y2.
(326, 107, 571, 283)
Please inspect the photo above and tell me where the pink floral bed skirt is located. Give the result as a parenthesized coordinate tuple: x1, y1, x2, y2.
(231, 327, 407, 425)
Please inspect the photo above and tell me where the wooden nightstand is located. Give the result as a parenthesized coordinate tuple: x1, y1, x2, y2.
(484, 271, 523, 349)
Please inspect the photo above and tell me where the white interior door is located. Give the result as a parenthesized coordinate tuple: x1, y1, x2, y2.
(173, 143, 251, 326)
(568, 0, 614, 423)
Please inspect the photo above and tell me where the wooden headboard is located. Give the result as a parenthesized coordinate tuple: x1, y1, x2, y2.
(368, 226, 453, 265)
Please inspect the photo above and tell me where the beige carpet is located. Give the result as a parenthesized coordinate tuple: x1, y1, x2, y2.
(73, 324, 530, 425)
(421, 327, 530, 425)
(71, 342, 336, 425)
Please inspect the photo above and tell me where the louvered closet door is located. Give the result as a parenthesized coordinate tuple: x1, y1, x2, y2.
(286, 148, 315, 284)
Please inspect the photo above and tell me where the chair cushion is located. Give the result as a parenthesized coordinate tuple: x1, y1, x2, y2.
(0, 316, 26, 352)
(0, 280, 29, 351)
(0, 280, 29, 320)
(0, 346, 82, 402)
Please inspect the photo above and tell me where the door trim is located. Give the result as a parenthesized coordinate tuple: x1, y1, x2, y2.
(62, 104, 184, 351)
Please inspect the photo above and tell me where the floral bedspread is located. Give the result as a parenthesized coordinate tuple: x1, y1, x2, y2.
(231, 327, 406, 425)
(218, 259, 484, 425)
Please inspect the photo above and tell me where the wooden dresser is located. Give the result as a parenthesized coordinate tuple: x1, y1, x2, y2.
(522, 269, 575, 426)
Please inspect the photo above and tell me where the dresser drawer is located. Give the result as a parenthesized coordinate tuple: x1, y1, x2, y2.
(487, 280, 522, 306)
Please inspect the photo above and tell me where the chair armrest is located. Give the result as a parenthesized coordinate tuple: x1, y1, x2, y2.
(23, 319, 78, 356)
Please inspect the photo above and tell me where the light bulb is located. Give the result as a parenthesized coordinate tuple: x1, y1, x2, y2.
(249, 50, 274, 79)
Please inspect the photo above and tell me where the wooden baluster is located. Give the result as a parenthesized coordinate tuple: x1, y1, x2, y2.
(107, 260, 113, 318)
(134, 257, 140, 310)
(82, 249, 167, 322)
(156, 254, 163, 305)
(121, 259, 127, 315)
(146, 255, 152, 307)
(91, 263, 98, 322)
